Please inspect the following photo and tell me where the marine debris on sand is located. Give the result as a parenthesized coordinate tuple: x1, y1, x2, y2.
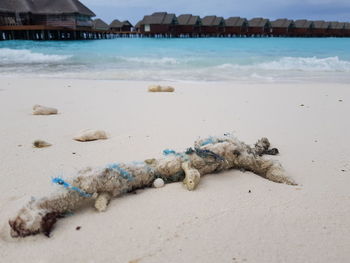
(148, 85, 175, 92)
(9, 134, 296, 238)
(153, 178, 165, 188)
(73, 129, 108, 142)
(33, 140, 52, 148)
(32, 105, 58, 115)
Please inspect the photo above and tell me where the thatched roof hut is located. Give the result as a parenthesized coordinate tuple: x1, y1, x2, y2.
(271, 19, 294, 36)
(225, 17, 248, 35)
(313, 20, 330, 29)
(109, 19, 133, 32)
(312, 20, 331, 36)
(0, 0, 33, 14)
(271, 19, 294, 28)
(142, 12, 177, 25)
(176, 14, 201, 35)
(225, 17, 247, 27)
(292, 20, 313, 36)
(139, 12, 177, 35)
(327, 21, 346, 36)
(343, 22, 350, 37)
(202, 16, 224, 26)
(0, 0, 95, 27)
(0, 0, 94, 16)
(248, 17, 271, 35)
(294, 19, 313, 29)
(177, 14, 201, 26)
(134, 20, 142, 32)
(110, 19, 123, 28)
(201, 16, 225, 35)
(93, 18, 109, 31)
(329, 21, 345, 29)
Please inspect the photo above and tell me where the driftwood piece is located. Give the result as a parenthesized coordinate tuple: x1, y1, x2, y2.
(9, 135, 296, 238)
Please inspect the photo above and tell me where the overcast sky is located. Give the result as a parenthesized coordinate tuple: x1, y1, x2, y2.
(83, 0, 350, 24)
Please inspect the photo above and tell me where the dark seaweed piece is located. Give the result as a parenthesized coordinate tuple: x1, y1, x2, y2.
(265, 148, 279, 155)
(41, 212, 64, 237)
(157, 171, 185, 184)
(233, 150, 241, 156)
(185, 148, 195, 155)
(9, 219, 40, 238)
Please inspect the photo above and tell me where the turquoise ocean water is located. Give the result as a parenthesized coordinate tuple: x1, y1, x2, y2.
(1, 38, 350, 82)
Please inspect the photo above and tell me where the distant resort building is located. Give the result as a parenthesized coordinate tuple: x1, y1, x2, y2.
(93, 18, 109, 31)
(225, 17, 248, 36)
(328, 22, 345, 37)
(293, 20, 314, 37)
(177, 14, 201, 36)
(248, 18, 271, 36)
(201, 16, 225, 36)
(1, 4, 350, 40)
(345, 23, 350, 37)
(0, 0, 95, 29)
(271, 19, 295, 36)
(138, 12, 177, 36)
(312, 20, 330, 37)
(109, 19, 133, 32)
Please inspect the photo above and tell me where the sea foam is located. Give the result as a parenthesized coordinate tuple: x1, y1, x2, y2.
(258, 56, 350, 72)
(0, 48, 71, 64)
(217, 56, 350, 72)
(115, 56, 180, 65)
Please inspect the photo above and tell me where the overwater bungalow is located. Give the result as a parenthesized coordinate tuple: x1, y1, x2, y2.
(0, 0, 95, 29)
(176, 14, 201, 36)
(201, 16, 225, 36)
(224, 17, 248, 36)
(138, 12, 177, 36)
(312, 21, 330, 37)
(110, 19, 133, 32)
(134, 20, 142, 32)
(344, 23, 350, 37)
(93, 19, 109, 31)
(248, 18, 271, 36)
(328, 22, 345, 37)
(271, 19, 294, 36)
(292, 20, 313, 37)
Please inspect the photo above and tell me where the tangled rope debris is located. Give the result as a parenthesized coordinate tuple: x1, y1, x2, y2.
(9, 134, 296, 238)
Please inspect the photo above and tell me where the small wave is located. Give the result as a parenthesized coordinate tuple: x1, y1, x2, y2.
(0, 48, 71, 64)
(258, 56, 350, 72)
(216, 56, 350, 72)
(115, 56, 181, 65)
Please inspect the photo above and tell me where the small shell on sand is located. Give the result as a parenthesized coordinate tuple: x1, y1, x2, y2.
(153, 178, 165, 188)
(33, 140, 52, 148)
(73, 129, 108, 142)
(148, 85, 175, 92)
(32, 105, 58, 115)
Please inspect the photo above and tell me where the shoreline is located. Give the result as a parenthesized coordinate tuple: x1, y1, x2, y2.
(1, 77, 349, 262)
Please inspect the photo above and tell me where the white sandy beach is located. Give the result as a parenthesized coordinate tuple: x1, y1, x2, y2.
(0, 77, 349, 263)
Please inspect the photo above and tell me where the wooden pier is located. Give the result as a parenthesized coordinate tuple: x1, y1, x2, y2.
(0, 25, 141, 40)
(1, 19, 350, 41)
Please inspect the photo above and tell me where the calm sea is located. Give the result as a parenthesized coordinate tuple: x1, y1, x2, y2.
(1, 38, 350, 83)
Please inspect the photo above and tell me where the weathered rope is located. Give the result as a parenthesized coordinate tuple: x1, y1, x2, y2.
(52, 177, 92, 198)
(163, 148, 189, 161)
(107, 163, 134, 181)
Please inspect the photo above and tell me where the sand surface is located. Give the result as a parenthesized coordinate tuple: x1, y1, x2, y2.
(0, 77, 349, 263)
